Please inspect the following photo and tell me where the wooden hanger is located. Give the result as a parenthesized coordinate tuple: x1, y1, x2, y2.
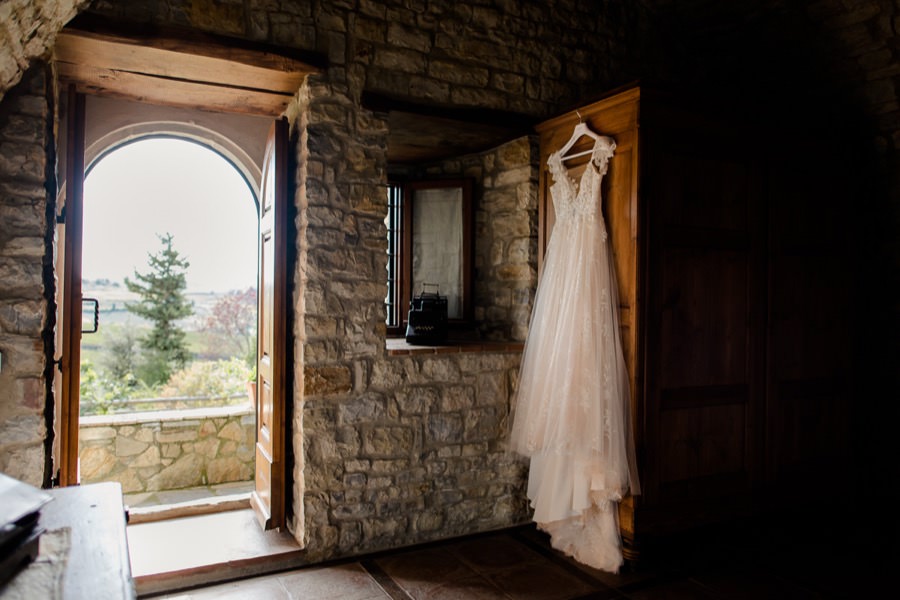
(558, 109, 601, 162)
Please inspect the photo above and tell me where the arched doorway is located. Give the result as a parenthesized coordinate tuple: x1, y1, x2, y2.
(77, 136, 259, 509)
(54, 92, 291, 531)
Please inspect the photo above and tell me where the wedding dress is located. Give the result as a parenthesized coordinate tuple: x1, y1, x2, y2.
(510, 133, 640, 572)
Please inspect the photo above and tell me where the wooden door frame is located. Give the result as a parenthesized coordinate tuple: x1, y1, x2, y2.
(58, 86, 85, 487)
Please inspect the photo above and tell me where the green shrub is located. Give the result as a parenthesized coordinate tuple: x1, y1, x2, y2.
(159, 358, 251, 400)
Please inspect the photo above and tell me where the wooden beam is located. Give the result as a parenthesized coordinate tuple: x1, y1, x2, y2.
(62, 12, 326, 73)
(56, 62, 295, 117)
(54, 31, 308, 96)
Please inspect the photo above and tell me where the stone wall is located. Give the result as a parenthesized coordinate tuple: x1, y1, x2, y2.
(79, 406, 255, 495)
(0, 0, 898, 567)
(0, 65, 54, 487)
(0, 0, 88, 103)
(86, 0, 646, 118)
(302, 348, 528, 560)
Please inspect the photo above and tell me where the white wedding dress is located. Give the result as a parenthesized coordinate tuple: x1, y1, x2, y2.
(510, 135, 640, 572)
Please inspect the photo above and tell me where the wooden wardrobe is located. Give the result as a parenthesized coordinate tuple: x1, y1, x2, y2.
(535, 85, 854, 560)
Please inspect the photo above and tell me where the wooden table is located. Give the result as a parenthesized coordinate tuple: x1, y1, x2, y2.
(39, 482, 135, 599)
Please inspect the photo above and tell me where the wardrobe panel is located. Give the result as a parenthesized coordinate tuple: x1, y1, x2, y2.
(658, 154, 752, 233)
(658, 403, 747, 486)
(659, 248, 750, 389)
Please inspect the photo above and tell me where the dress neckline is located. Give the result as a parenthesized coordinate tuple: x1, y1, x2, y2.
(549, 137, 603, 198)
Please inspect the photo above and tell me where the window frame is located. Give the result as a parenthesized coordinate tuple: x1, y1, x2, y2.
(386, 178, 474, 337)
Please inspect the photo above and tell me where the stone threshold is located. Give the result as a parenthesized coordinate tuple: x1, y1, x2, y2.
(127, 491, 252, 524)
(129, 508, 304, 596)
(386, 338, 524, 356)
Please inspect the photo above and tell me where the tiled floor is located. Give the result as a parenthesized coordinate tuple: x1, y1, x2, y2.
(144, 515, 897, 599)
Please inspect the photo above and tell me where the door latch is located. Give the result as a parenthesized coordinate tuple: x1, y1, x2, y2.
(82, 297, 99, 334)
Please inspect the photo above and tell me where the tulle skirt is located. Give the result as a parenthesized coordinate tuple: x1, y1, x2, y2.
(509, 215, 639, 571)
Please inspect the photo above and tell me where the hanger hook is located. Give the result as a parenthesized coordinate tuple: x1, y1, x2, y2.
(575, 108, 583, 122)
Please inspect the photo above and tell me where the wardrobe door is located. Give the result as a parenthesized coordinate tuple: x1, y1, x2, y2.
(643, 129, 767, 520)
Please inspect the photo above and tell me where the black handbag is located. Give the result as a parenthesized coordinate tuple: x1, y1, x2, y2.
(405, 284, 448, 345)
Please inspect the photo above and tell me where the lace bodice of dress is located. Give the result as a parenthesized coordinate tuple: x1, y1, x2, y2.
(547, 136, 616, 223)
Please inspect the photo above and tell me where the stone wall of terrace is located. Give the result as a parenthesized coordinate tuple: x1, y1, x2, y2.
(79, 405, 255, 495)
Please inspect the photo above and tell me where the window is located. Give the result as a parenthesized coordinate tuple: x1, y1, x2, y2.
(385, 182, 403, 330)
(385, 179, 474, 336)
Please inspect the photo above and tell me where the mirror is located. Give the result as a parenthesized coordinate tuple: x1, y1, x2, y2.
(405, 179, 473, 324)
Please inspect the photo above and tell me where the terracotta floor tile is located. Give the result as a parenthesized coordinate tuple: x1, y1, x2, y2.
(375, 546, 479, 597)
(276, 563, 391, 600)
(420, 574, 512, 600)
(487, 561, 606, 600)
(448, 534, 544, 572)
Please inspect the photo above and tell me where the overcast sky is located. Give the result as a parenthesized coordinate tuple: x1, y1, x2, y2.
(82, 138, 258, 293)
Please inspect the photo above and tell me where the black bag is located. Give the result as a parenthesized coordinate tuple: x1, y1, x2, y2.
(405, 284, 448, 345)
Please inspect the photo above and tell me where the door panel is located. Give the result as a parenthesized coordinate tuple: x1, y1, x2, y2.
(251, 117, 289, 530)
(59, 87, 86, 486)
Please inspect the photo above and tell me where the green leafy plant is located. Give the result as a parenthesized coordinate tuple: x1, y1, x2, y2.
(159, 358, 251, 402)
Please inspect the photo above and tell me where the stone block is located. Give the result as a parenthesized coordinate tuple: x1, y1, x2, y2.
(79, 446, 116, 481)
(418, 358, 461, 383)
(156, 428, 198, 443)
(0, 259, 43, 302)
(387, 21, 432, 53)
(217, 421, 244, 442)
(475, 372, 507, 406)
(0, 444, 42, 486)
(345, 459, 370, 472)
(305, 364, 352, 395)
(79, 425, 117, 441)
(130, 446, 161, 468)
(395, 386, 438, 415)
(427, 414, 464, 445)
(339, 393, 388, 424)
(133, 426, 156, 443)
(194, 437, 220, 460)
(439, 386, 475, 412)
(338, 521, 362, 548)
(113, 468, 144, 494)
(464, 407, 503, 441)
(236, 443, 254, 462)
(0, 413, 42, 444)
(362, 426, 414, 455)
(414, 510, 444, 533)
(372, 48, 426, 74)
(145, 454, 204, 491)
(115, 435, 148, 457)
(0, 301, 43, 336)
(343, 472, 367, 487)
(371, 459, 409, 473)
(331, 502, 375, 520)
(0, 140, 45, 182)
(207, 456, 251, 484)
(361, 515, 407, 539)
(198, 420, 216, 438)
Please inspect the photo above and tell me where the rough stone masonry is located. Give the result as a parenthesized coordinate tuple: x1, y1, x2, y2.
(1, 0, 899, 566)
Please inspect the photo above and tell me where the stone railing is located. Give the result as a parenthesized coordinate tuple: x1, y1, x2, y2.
(78, 404, 255, 496)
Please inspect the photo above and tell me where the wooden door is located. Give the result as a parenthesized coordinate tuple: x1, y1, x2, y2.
(251, 117, 289, 530)
(58, 87, 86, 486)
(643, 124, 767, 519)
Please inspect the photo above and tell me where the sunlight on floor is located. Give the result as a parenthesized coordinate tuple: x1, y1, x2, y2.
(128, 508, 303, 595)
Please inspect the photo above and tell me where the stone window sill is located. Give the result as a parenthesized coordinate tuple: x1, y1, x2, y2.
(385, 337, 524, 356)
